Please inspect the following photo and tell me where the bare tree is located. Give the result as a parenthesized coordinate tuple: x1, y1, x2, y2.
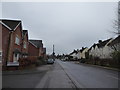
(113, 20, 119, 34)
(112, 2, 120, 35)
(117, 1, 120, 35)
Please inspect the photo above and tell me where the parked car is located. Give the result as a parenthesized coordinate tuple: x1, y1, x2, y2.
(47, 59, 54, 64)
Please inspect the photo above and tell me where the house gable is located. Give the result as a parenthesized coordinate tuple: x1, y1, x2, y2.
(0, 19, 21, 30)
(29, 40, 43, 48)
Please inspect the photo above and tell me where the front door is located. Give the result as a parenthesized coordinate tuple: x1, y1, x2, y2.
(13, 53, 20, 62)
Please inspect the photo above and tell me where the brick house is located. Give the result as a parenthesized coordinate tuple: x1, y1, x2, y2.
(22, 30, 29, 58)
(0, 23, 2, 63)
(28, 41, 39, 56)
(43, 48, 46, 58)
(28, 40, 44, 57)
(43, 48, 46, 55)
(0, 19, 23, 67)
(0, 23, 2, 70)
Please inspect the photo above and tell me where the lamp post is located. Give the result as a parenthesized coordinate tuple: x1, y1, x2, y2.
(53, 44, 55, 60)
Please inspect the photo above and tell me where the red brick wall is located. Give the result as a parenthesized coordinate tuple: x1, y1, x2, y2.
(39, 47, 43, 57)
(0, 24, 2, 51)
(22, 33, 28, 55)
(2, 24, 10, 66)
(28, 42, 39, 56)
(8, 25, 22, 62)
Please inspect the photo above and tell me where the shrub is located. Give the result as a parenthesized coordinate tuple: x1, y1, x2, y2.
(19, 56, 38, 67)
(27, 56, 38, 64)
(35, 56, 47, 66)
(80, 58, 86, 63)
(110, 51, 120, 68)
(111, 51, 120, 61)
(85, 52, 89, 59)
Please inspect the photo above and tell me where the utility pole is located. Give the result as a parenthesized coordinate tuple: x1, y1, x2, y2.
(53, 44, 55, 60)
(53, 44, 54, 54)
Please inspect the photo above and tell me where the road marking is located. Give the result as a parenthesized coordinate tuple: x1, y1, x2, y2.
(58, 60, 86, 88)
(107, 75, 120, 80)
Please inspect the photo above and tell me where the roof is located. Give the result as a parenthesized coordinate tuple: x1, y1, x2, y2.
(97, 38, 112, 48)
(29, 41, 37, 48)
(23, 30, 28, 36)
(80, 47, 87, 52)
(88, 38, 112, 51)
(29, 40, 43, 48)
(69, 50, 78, 55)
(22, 30, 28, 40)
(88, 43, 96, 51)
(0, 19, 21, 30)
(43, 48, 46, 53)
(107, 35, 120, 46)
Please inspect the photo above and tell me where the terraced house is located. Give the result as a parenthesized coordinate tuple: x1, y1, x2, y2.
(107, 35, 120, 54)
(88, 36, 120, 59)
(0, 19, 47, 70)
(0, 19, 23, 69)
(28, 40, 44, 57)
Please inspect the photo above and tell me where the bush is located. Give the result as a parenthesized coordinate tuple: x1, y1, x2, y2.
(84, 52, 120, 69)
(35, 60, 42, 66)
(85, 52, 89, 59)
(110, 51, 120, 68)
(19, 56, 38, 67)
(35, 56, 47, 66)
(111, 51, 120, 61)
(80, 58, 86, 63)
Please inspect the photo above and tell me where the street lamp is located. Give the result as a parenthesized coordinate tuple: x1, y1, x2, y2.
(52, 44, 55, 60)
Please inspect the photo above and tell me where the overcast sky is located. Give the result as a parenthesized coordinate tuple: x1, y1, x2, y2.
(1, 2, 118, 54)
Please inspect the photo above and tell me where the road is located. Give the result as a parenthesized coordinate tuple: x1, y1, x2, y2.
(57, 60, 119, 88)
(2, 59, 119, 88)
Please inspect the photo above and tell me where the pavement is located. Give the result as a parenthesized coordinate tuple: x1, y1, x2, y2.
(2, 61, 76, 88)
(36, 61, 76, 88)
(2, 66, 47, 75)
(2, 65, 49, 88)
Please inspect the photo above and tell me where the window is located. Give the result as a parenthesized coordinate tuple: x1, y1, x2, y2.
(15, 35, 20, 45)
(23, 41, 27, 49)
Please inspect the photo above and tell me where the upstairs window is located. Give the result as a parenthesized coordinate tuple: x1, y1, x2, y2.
(15, 35, 20, 45)
(23, 41, 27, 49)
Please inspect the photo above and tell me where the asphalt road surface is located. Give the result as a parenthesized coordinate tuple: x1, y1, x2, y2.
(2, 59, 119, 88)
(57, 60, 119, 88)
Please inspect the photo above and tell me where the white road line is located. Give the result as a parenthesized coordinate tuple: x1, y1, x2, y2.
(107, 75, 120, 80)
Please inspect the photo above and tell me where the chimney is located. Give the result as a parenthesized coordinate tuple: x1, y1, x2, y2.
(98, 40, 102, 43)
